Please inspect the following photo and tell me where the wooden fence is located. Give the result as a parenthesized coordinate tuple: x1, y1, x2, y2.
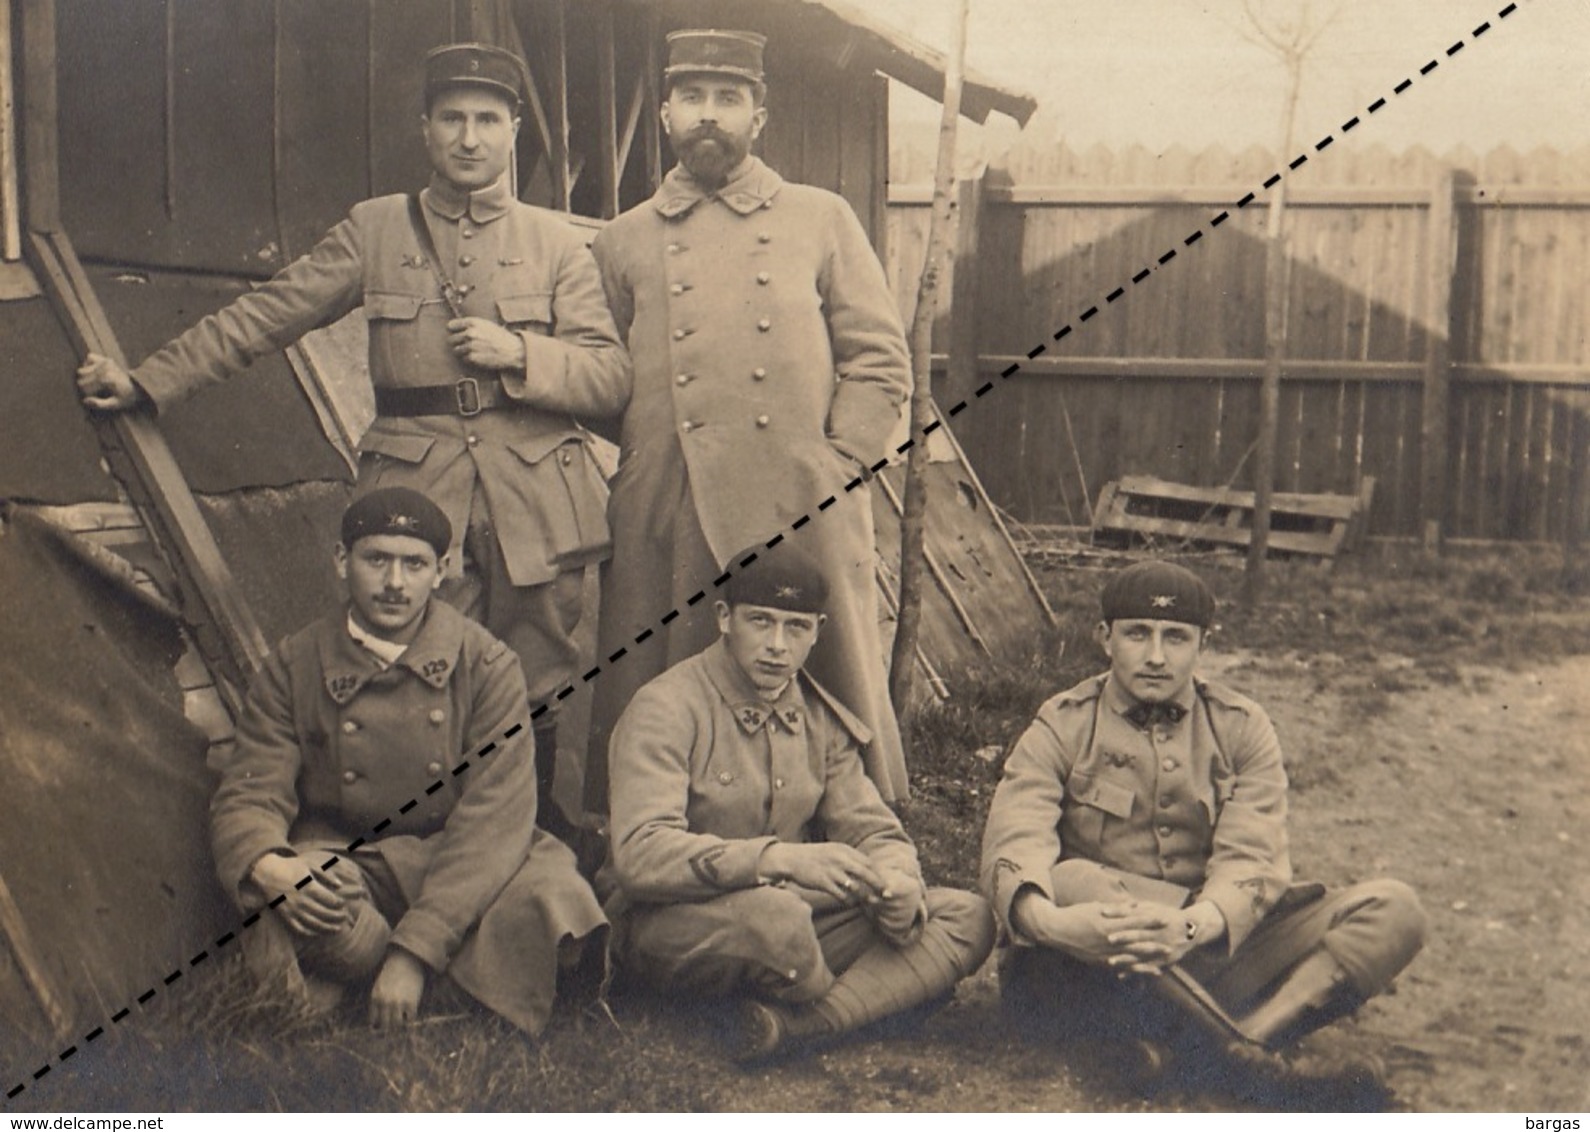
(886, 144, 1590, 545)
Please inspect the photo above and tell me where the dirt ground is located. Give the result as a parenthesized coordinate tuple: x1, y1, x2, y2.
(12, 549, 1590, 1112)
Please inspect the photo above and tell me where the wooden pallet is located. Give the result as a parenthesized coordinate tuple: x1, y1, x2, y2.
(1092, 475, 1375, 559)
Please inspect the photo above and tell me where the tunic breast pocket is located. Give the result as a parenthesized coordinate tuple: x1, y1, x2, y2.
(1064, 772, 1137, 851)
(497, 292, 554, 335)
(365, 289, 445, 378)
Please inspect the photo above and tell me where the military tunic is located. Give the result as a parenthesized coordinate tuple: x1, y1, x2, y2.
(130, 175, 628, 704)
(211, 602, 607, 1034)
(587, 157, 911, 808)
(607, 640, 991, 1002)
(980, 671, 1426, 1023)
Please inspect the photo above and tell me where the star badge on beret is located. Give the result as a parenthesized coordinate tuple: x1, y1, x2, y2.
(1151, 594, 1176, 608)
(775, 584, 802, 600)
(389, 512, 418, 530)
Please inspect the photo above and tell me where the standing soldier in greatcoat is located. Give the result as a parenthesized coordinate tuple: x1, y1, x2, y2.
(587, 29, 912, 816)
(75, 44, 629, 839)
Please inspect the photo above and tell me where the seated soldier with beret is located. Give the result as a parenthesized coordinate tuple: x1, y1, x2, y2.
(211, 487, 607, 1032)
(981, 560, 1427, 1091)
(605, 545, 995, 1061)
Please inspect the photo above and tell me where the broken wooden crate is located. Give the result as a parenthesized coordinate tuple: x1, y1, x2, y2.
(1092, 475, 1376, 559)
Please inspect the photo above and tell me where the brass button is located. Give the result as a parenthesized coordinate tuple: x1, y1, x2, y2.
(667, 243, 682, 254)
(774, 777, 785, 789)
(457, 283, 473, 296)
(342, 769, 358, 784)
(461, 227, 476, 239)
(429, 709, 445, 725)
(560, 451, 572, 466)
(756, 272, 770, 284)
(672, 328, 690, 341)
(341, 720, 359, 734)
(718, 771, 732, 784)
(757, 318, 771, 332)
(1159, 795, 1173, 808)
(426, 761, 443, 776)
(755, 415, 770, 428)
(757, 232, 771, 243)
(752, 367, 767, 381)
(466, 435, 480, 448)
(459, 254, 475, 267)
(681, 420, 697, 433)
(1161, 757, 1177, 772)
(670, 283, 686, 295)
(675, 373, 692, 386)
(1157, 825, 1173, 838)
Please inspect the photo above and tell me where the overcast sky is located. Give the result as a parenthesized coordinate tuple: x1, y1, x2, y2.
(869, 0, 1590, 159)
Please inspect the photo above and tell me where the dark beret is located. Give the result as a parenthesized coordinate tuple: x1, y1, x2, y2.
(664, 28, 766, 84)
(1100, 560, 1215, 627)
(723, 544, 829, 614)
(341, 487, 452, 558)
(424, 42, 526, 109)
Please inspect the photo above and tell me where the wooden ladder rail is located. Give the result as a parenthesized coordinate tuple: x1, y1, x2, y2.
(25, 228, 270, 717)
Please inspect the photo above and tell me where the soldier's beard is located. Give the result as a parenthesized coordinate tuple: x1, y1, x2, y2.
(673, 127, 749, 189)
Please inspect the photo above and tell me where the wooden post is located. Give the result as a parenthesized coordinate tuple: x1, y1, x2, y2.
(642, 13, 662, 192)
(0, 0, 22, 258)
(547, 0, 571, 212)
(889, 0, 967, 716)
(1565, 394, 1590, 558)
(1245, 175, 1288, 603)
(943, 168, 985, 407)
(1420, 167, 1459, 553)
(594, 2, 620, 219)
(18, 0, 57, 233)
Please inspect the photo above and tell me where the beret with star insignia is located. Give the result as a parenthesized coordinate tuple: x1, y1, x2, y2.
(341, 487, 451, 557)
(1101, 560, 1214, 627)
(723, 544, 829, 614)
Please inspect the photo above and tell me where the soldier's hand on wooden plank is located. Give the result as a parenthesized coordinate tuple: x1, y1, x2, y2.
(76, 352, 144, 411)
(447, 318, 526, 371)
(368, 948, 427, 1029)
(249, 852, 350, 937)
(760, 842, 886, 905)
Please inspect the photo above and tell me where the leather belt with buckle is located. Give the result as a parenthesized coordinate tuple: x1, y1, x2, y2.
(374, 377, 511, 418)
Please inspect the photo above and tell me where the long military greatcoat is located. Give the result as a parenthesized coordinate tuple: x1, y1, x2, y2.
(587, 158, 912, 804)
(211, 601, 606, 1034)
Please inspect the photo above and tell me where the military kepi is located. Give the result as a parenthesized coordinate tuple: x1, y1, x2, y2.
(1100, 560, 1215, 627)
(342, 487, 452, 559)
(425, 42, 527, 108)
(723, 544, 828, 614)
(664, 28, 767, 83)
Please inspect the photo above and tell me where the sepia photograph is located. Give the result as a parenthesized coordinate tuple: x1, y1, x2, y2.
(0, 0, 1586, 1115)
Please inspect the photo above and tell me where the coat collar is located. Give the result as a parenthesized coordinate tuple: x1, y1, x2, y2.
(700, 639, 807, 734)
(317, 602, 466, 705)
(651, 156, 784, 220)
(1101, 672, 1198, 726)
(422, 173, 515, 225)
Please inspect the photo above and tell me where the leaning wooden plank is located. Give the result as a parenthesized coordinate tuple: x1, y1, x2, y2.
(0, 866, 72, 1040)
(873, 469, 991, 655)
(27, 230, 269, 712)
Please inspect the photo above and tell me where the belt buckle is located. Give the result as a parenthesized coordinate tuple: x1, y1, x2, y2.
(455, 377, 481, 417)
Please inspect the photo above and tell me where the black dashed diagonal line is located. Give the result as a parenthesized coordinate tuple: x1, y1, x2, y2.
(2, 0, 1528, 1103)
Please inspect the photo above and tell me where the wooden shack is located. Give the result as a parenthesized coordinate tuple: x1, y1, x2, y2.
(0, 0, 1041, 1055)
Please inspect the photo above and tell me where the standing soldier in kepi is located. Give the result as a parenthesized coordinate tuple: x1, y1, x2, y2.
(75, 43, 629, 840)
(587, 29, 912, 816)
